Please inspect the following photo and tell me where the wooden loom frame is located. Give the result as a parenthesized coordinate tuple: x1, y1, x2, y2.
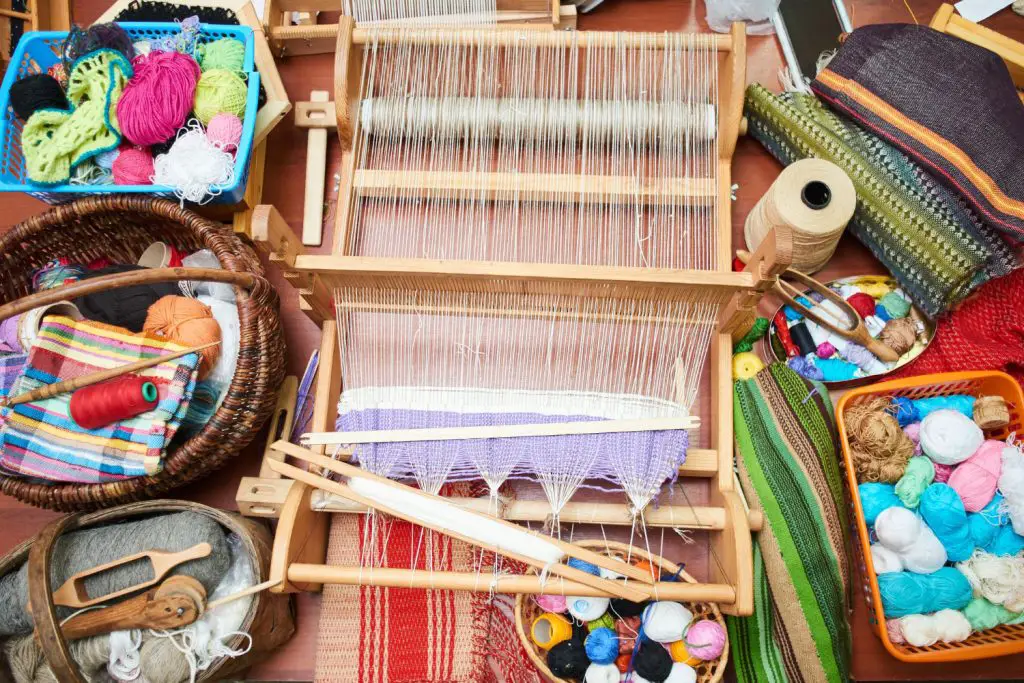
(0, 0, 69, 73)
(930, 3, 1024, 96)
(237, 18, 792, 618)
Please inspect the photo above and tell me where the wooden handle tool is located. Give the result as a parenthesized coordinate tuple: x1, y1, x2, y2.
(60, 576, 206, 641)
(51, 543, 212, 609)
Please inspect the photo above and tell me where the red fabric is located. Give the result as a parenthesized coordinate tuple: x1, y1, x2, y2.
(893, 268, 1024, 386)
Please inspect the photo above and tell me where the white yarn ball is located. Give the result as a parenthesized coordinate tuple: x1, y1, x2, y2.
(957, 549, 1024, 612)
(153, 126, 236, 204)
(585, 663, 620, 683)
(899, 610, 971, 647)
(999, 445, 1024, 536)
(901, 526, 948, 575)
(664, 663, 698, 683)
(568, 596, 610, 622)
(875, 507, 923, 552)
(919, 409, 983, 465)
(599, 558, 626, 581)
(870, 543, 904, 574)
(641, 601, 694, 643)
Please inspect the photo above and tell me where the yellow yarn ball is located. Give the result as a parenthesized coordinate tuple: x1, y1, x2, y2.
(668, 640, 701, 666)
(731, 352, 764, 380)
(193, 68, 247, 125)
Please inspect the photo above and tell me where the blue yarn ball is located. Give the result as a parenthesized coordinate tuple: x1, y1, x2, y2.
(783, 296, 813, 322)
(875, 306, 892, 322)
(892, 397, 919, 427)
(920, 483, 975, 562)
(969, 493, 1008, 549)
(817, 358, 858, 382)
(989, 525, 1024, 557)
(787, 355, 823, 381)
(859, 483, 902, 526)
(878, 567, 973, 618)
(584, 627, 619, 665)
(568, 558, 601, 576)
(913, 395, 975, 421)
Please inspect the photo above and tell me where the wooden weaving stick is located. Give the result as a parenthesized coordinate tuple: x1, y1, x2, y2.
(60, 576, 206, 641)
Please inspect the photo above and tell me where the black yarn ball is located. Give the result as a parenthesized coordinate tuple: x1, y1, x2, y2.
(73, 264, 180, 333)
(62, 23, 134, 70)
(610, 598, 650, 619)
(9, 74, 68, 121)
(634, 641, 673, 683)
(546, 638, 590, 682)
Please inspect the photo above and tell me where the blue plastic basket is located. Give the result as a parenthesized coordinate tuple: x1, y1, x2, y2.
(0, 22, 260, 205)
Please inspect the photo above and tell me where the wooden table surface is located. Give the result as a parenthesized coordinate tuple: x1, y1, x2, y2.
(4, 1, 1024, 680)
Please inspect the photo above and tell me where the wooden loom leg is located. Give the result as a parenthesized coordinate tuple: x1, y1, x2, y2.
(303, 90, 331, 246)
(269, 482, 330, 593)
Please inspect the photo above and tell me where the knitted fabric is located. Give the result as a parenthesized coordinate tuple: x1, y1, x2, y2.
(813, 24, 1024, 239)
(21, 49, 132, 185)
(744, 85, 1017, 319)
(728, 363, 852, 683)
(892, 267, 1024, 387)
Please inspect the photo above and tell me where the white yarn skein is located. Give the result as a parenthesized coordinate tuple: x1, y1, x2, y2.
(999, 444, 1024, 536)
(898, 610, 972, 648)
(664, 663, 699, 683)
(957, 550, 1024, 613)
(599, 557, 626, 581)
(870, 543, 904, 574)
(641, 601, 694, 643)
(584, 663, 620, 683)
(919, 410, 983, 465)
(567, 596, 610, 622)
(153, 125, 236, 204)
(864, 315, 886, 337)
(875, 507, 947, 574)
(108, 629, 142, 681)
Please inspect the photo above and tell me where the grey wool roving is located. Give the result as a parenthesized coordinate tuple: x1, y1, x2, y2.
(0, 512, 230, 636)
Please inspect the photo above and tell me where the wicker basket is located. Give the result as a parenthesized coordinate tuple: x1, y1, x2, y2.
(838, 370, 1024, 663)
(0, 499, 295, 683)
(0, 196, 286, 511)
(514, 540, 729, 683)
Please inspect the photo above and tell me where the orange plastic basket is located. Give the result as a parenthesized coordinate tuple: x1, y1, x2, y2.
(837, 370, 1024, 663)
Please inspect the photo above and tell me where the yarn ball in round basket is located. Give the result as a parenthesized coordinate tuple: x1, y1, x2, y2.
(635, 640, 674, 683)
(197, 37, 246, 72)
(583, 628, 618, 665)
(948, 439, 1003, 512)
(193, 69, 248, 125)
(73, 264, 179, 333)
(547, 638, 590, 681)
(610, 598, 649, 619)
(536, 593, 568, 614)
(846, 292, 876, 319)
(846, 397, 914, 482)
(567, 596, 609, 622)
(663, 663, 698, 683)
(117, 51, 201, 147)
(206, 113, 243, 153)
(584, 663, 619, 683)
(683, 620, 726, 661)
(919, 409, 983, 465)
(62, 23, 134, 66)
(642, 601, 693, 643)
(112, 147, 154, 185)
(879, 318, 917, 357)
(142, 295, 222, 379)
(9, 74, 69, 121)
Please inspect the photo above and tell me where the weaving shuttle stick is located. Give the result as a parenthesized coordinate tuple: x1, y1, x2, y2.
(50, 543, 212, 609)
(268, 442, 657, 590)
(735, 250, 899, 362)
(4, 342, 223, 407)
(59, 576, 206, 641)
(272, 441, 659, 585)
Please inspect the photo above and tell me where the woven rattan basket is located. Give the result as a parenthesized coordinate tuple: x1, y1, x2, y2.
(514, 540, 728, 683)
(0, 499, 295, 683)
(0, 196, 285, 511)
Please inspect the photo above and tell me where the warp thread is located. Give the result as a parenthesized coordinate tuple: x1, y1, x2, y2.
(948, 439, 1003, 512)
(117, 51, 201, 147)
(845, 397, 914, 482)
(957, 550, 1024, 612)
(9, 74, 69, 121)
(920, 484, 975, 562)
(919, 409, 983, 466)
(193, 69, 247, 125)
(878, 318, 917, 357)
(878, 567, 973, 618)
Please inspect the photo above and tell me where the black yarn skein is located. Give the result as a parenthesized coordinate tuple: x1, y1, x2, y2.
(609, 597, 650, 619)
(9, 74, 69, 121)
(546, 638, 590, 682)
(634, 641, 673, 683)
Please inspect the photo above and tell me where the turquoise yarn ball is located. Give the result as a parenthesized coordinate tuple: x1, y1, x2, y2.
(859, 483, 902, 526)
(878, 567, 973, 618)
(920, 483, 975, 562)
(817, 358, 858, 382)
(878, 292, 911, 319)
(913, 395, 975, 421)
(584, 628, 619, 665)
(989, 525, 1024, 557)
(969, 493, 1008, 549)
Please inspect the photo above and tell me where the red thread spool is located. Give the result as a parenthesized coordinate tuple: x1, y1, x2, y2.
(70, 374, 159, 430)
(773, 310, 800, 357)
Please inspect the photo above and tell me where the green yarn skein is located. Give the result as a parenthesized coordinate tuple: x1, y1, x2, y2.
(733, 317, 769, 354)
(879, 292, 911, 319)
(197, 38, 245, 72)
(895, 456, 934, 509)
(963, 597, 1024, 632)
(193, 68, 247, 125)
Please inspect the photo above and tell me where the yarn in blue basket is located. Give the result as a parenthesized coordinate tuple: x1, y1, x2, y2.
(859, 483, 902, 526)
(584, 628, 619, 665)
(919, 484, 975, 561)
(878, 567, 973, 618)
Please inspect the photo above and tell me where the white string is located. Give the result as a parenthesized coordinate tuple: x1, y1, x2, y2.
(147, 628, 253, 683)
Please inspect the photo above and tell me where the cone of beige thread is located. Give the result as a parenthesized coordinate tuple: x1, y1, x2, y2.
(744, 158, 856, 274)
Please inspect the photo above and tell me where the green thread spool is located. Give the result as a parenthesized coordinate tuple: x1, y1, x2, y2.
(197, 38, 245, 72)
(733, 317, 769, 354)
(193, 69, 247, 125)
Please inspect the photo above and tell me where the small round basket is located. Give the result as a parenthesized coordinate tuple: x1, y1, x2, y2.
(0, 196, 285, 511)
(514, 540, 729, 683)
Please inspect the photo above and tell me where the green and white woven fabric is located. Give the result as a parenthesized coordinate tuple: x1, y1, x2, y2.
(728, 363, 852, 683)
(744, 85, 1017, 319)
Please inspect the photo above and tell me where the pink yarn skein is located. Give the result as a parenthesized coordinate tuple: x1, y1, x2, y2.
(117, 51, 201, 147)
(948, 439, 1003, 512)
(112, 147, 154, 185)
(206, 113, 243, 153)
(933, 462, 954, 484)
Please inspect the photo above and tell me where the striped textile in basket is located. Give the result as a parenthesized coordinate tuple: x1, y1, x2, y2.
(0, 316, 199, 483)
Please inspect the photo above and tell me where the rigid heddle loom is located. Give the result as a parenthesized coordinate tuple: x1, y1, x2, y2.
(238, 16, 792, 617)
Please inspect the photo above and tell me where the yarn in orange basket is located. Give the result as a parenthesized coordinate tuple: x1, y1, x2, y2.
(143, 295, 221, 379)
(846, 397, 914, 483)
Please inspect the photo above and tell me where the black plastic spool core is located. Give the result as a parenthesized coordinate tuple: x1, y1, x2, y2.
(801, 180, 832, 210)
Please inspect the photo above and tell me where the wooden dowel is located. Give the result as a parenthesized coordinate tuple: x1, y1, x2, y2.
(287, 564, 737, 602)
(0, 7, 32, 19)
(206, 579, 283, 611)
(4, 342, 221, 407)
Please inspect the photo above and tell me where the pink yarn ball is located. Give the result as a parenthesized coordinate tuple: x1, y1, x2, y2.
(683, 620, 726, 661)
(206, 112, 243, 153)
(886, 619, 905, 644)
(904, 422, 922, 456)
(117, 51, 200, 147)
(816, 342, 836, 359)
(112, 147, 154, 185)
(948, 439, 1003, 512)
(933, 462, 954, 484)
(535, 594, 567, 613)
